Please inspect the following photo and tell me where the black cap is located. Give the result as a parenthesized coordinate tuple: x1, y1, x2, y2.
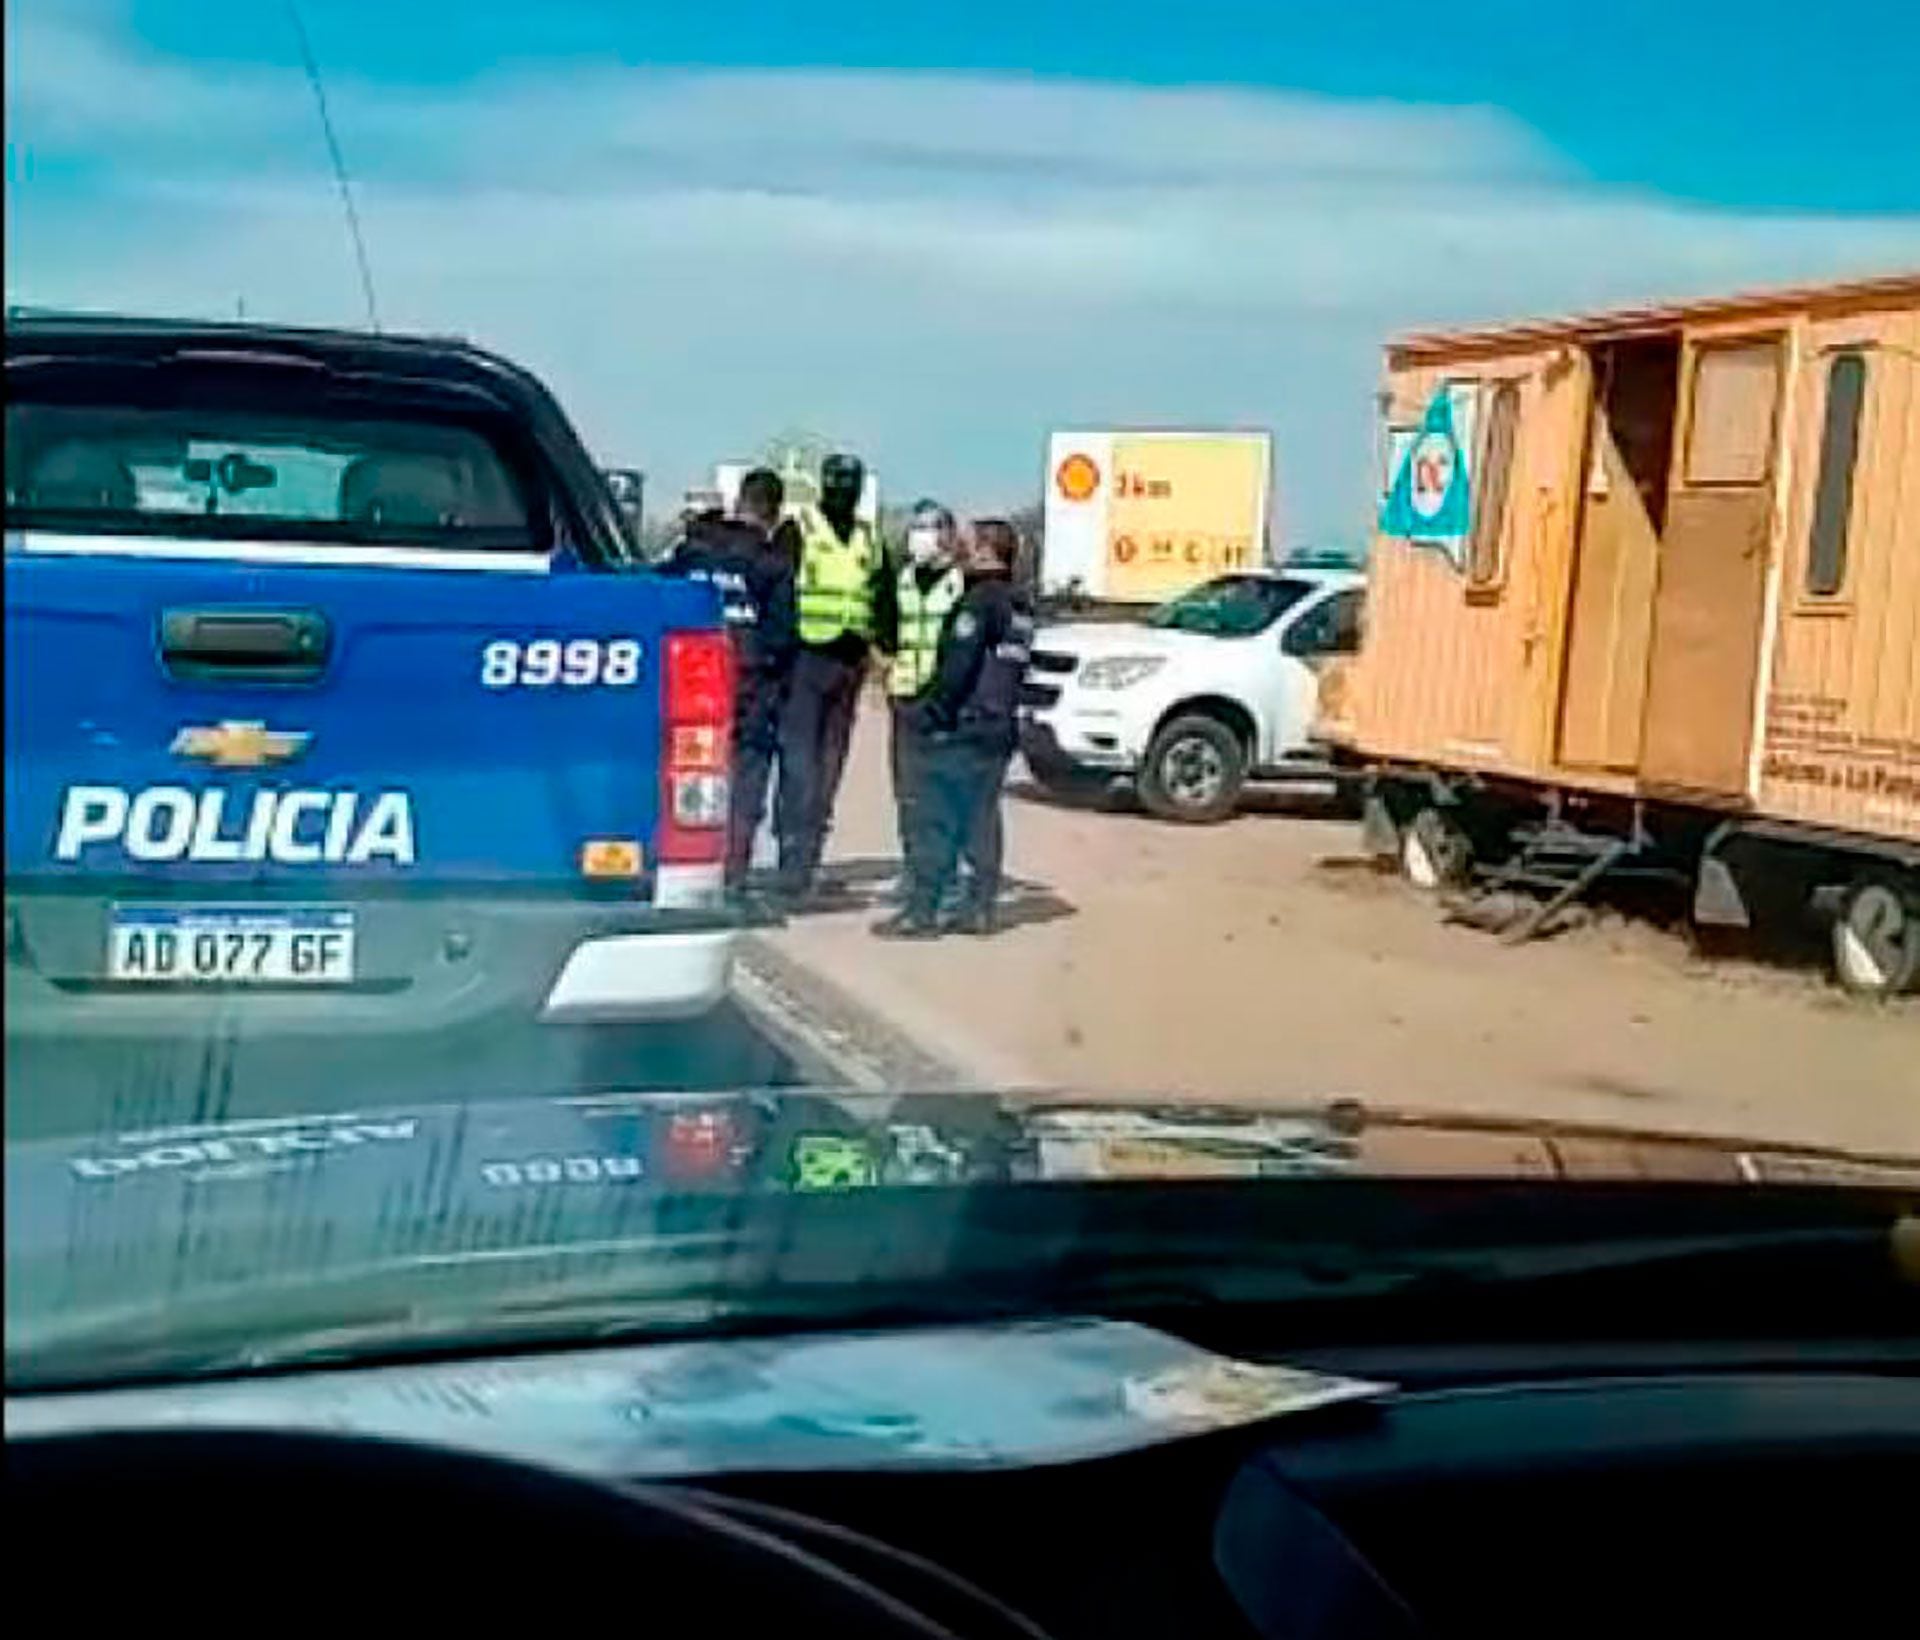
(821, 453, 864, 489)
(738, 467, 785, 514)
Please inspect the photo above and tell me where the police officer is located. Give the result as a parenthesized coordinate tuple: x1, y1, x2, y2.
(954, 518, 1030, 917)
(874, 500, 966, 903)
(664, 467, 796, 892)
(775, 452, 888, 903)
(874, 516, 1034, 939)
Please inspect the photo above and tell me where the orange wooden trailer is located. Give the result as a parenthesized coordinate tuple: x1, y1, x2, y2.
(1331, 272, 1920, 994)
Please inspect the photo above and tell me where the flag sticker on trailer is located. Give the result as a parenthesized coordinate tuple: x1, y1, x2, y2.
(1381, 386, 1474, 565)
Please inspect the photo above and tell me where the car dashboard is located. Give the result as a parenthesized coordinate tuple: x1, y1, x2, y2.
(11, 1322, 1917, 1637)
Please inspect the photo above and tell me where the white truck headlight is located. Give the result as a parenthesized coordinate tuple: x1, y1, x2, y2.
(1079, 656, 1166, 690)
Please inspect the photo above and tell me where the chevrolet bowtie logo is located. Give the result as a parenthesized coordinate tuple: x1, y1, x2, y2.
(170, 721, 312, 769)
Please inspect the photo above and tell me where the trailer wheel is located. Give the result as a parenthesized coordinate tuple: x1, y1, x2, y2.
(1401, 806, 1473, 893)
(1831, 875, 1920, 999)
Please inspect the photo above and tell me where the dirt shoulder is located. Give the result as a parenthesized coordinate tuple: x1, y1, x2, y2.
(763, 705, 1918, 1158)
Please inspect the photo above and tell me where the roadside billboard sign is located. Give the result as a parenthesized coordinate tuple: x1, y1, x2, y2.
(1043, 430, 1272, 602)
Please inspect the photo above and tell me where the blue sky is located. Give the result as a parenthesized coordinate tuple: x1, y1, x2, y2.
(8, 0, 1919, 542)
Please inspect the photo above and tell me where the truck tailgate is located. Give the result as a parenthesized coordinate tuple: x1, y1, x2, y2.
(4, 544, 726, 997)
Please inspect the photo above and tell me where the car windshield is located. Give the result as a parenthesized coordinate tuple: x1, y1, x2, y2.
(1146, 574, 1315, 635)
(4, 1, 1916, 1399)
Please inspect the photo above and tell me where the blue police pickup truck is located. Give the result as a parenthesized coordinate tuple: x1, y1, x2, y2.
(3, 314, 740, 1099)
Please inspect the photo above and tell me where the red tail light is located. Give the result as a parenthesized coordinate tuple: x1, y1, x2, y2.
(660, 1107, 746, 1183)
(659, 630, 735, 864)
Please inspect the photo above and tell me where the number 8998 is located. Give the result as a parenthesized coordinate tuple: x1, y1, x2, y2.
(479, 637, 642, 689)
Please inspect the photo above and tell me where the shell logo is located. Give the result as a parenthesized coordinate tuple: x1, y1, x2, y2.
(1055, 452, 1101, 503)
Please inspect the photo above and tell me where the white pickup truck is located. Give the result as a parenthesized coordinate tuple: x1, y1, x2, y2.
(1018, 567, 1366, 822)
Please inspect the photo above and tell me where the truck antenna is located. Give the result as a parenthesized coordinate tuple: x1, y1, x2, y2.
(284, 2, 381, 333)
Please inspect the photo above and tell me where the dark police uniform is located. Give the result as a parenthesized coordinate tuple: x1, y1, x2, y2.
(775, 505, 889, 896)
(663, 516, 796, 887)
(901, 567, 1034, 926)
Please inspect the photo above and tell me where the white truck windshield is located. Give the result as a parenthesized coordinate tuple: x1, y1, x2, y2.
(1148, 575, 1315, 636)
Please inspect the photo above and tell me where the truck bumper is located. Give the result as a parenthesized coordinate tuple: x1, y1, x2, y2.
(541, 929, 733, 1024)
(1019, 714, 1137, 779)
(4, 878, 739, 1046)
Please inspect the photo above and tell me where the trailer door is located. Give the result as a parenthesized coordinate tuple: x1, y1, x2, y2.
(1637, 332, 1785, 798)
(1556, 337, 1679, 774)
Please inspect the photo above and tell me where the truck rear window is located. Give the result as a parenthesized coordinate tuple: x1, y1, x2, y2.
(5, 403, 536, 549)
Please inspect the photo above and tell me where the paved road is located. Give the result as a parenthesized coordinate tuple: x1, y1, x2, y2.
(5, 1000, 802, 1144)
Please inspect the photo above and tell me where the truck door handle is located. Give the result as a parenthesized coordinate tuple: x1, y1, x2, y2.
(159, 608, 331, 682)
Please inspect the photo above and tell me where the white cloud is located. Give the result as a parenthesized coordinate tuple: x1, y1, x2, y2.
(8, 2, 1919, 539)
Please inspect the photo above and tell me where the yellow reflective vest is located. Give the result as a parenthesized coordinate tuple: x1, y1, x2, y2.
(794, 506, 879, 646)
(887, 563, 967, 698)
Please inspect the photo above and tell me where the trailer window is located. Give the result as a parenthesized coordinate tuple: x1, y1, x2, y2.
(1684, 341, 1781, 486)
(1467, 380, 1520, 588)
(1806, 351, 1867, 598)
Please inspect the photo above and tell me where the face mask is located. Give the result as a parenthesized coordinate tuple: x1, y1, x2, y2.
(907, 528, 948, 567)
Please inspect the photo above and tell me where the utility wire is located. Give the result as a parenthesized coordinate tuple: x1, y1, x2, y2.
(284, 1, 380, 332)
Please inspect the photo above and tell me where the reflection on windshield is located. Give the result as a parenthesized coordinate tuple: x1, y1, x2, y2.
(1, 1089, 1355, 1385)
(15, 1084, 1914, 1390)
(5, 0, 1918, 1403)
(1148, 575, 1314, 635)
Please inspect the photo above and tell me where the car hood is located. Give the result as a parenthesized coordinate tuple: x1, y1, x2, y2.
(1032, 621, 1238, 659)
(8, 1090, 1916, 1388)
(10, 1090, 1916, 1277)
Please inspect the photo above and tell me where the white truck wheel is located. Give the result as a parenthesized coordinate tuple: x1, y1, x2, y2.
(1401, 806, 1473, 893)
(1831, 876, 1920, 999)
(1140, 715, 1247, 824)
